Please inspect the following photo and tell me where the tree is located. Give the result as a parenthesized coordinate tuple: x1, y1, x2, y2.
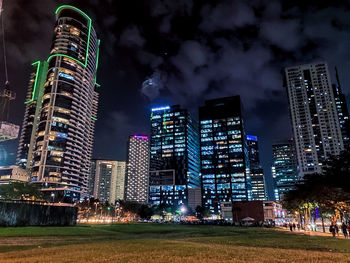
(195, 205, 210, 220)
(0, 182, 43, 201)
(138, 204, 154, 219)
(282, 148, 350, 231)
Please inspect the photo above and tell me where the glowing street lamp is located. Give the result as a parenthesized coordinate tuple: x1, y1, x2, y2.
(180, 206, 186, 213)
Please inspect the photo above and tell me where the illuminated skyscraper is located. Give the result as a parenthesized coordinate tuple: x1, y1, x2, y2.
(149, 105, 201, 210)
(246, 135, 266, 201)
(199, 96, 251, 215)
(272, 140, 299, 201)
(332, 68, 350, 148)
(246, 135, 260, 169)
(125, 135, 149, 203)
(89, 160, 126, 204)
(285, 62, 343, 176)
(16, 5, 100, 202)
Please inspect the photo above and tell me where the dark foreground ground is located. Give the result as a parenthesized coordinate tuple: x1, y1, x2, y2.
(0, 223, 349, 262)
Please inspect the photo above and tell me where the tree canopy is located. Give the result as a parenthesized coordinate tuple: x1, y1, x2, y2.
(282, 149, 350, 223)
(0, 182, 43, 201)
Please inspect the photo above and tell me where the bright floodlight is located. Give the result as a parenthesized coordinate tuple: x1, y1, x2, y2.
(180, 206, 186, 213)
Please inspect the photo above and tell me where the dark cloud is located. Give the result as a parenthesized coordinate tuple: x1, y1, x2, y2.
(119, 25, 146, 47)
(200, 1, 256, 32)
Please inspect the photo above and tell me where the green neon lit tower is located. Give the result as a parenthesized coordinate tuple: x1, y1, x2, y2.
(17, 5, 100, 202)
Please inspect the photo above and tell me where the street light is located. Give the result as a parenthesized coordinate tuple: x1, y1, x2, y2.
(180, 206, 186, 221)
(180, 206, 186, 213)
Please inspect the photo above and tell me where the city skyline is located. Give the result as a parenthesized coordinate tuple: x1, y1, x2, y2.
(1, 2, 350, 262)
(2, 1, 350, 200)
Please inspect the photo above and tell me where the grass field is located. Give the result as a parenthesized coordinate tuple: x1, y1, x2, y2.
(0, 223, 349, 262)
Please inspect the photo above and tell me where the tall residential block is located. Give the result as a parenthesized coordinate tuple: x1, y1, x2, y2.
(16, 5, 100, 202)
(285, 62, 343, 176)
(272, 140, 299, 201)
(125, 135, 149, 203)
(199, 96, 251, 215)
(89, 160, 126, 204)
(333, 68, 350, 148)
(149, 105, 201, 210)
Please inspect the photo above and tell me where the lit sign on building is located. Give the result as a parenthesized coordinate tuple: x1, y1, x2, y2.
(246, 135, 258, 141)
(133, 135, 148, 140)
(151, 106, 170, 112)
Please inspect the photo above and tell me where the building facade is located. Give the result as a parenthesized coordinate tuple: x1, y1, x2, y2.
(250, 168, 266, 201)
(272, 140, 299, 201)
(246, 135, 260, 169)
(285, 62, 343, 176)
(16, 5, 100, 202)
(125, 135, 149, 203)
(246, 135, 266, 200)
(89, 160, 126, 204)
(0, 166, 29, 185)
(332, 68, 350, 148)
(149, 105, 201, 210)
(199, 96, 251, 215)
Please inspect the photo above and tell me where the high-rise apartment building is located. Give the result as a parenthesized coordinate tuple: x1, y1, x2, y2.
(199, 96, 251, 214)
(149, 105, 201, 210)
(285, 62, 343, 176)
(246, 135, 266, 201)
(332, 68, 350, 148)
(272, 140, 299, 201)
(89, 160, 126, 204)
(16, 5, 100, 202)
(125, 135, 149, 203)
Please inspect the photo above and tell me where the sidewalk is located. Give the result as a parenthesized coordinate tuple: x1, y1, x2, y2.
(277, 227, 349, 239)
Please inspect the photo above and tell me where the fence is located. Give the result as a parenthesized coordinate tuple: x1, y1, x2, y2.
(0, 201, 77, 226)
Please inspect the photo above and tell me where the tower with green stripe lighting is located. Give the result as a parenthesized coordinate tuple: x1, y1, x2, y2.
(17, 5, 100, 203)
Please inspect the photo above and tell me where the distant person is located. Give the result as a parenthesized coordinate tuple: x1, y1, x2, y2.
(330, 224, 336, 238)
(292, 223, 296, 231)
(289, 223, 293, 231)
(342, 222, 348, 239)
(335, 224, 339, 237)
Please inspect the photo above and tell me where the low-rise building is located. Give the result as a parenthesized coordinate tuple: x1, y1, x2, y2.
(0, 166, 29, 184)
(221, 201, 286, 224)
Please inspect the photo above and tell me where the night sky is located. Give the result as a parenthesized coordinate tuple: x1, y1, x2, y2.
(3, 0, 350, 198)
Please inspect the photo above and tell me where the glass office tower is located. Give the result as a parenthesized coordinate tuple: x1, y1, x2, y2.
(199, 96, 251, 215)
(16, 5, 100, 202)
(272, 140, 299, 201)
(246, 135, 266, 201)
(149, 105, 201, 210)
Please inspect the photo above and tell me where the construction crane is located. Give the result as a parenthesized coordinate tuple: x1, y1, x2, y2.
(0, 0, 19, 142)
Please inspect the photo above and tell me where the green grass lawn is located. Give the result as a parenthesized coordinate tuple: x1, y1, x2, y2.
(0, 223, 349, 262)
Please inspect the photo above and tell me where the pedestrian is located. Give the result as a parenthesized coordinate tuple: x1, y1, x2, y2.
(335, 224, 339, 237)
(329, 223, 336, 238)
(289, 222, 293, 231)
(342, 222, 348, 239)
(292, 223, 296, 231)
